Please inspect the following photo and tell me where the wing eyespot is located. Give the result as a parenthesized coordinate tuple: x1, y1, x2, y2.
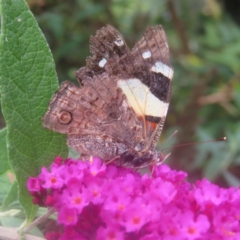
(58, 111, 73, 125)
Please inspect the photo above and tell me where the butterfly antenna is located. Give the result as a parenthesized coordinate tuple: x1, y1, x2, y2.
(162, 130, 178, 145)
(161, 137, 227, 152)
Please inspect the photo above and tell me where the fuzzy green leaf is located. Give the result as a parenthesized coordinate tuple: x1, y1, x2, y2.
(0, 128, 10, 174)
(0, 181, 18, 211)
(0, 0, 68, 222)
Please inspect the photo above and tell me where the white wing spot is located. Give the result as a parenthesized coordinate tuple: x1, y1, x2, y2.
(151, 61, 174, 80)
(142, 51, 152, 59)
(118, 78, 169, 118)
(114, 38, 124, 46)
(98, 58, 107, 68)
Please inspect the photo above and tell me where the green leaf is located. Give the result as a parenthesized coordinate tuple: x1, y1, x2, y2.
(0, 216, 25, 228)
(1, 181, 18, 211)
(0, 0, 68, 222)
(0, 171, 15, 204)
(0, 128, 10, 174)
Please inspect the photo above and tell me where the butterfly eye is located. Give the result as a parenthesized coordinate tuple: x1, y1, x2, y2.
(58, 110, 72, 125)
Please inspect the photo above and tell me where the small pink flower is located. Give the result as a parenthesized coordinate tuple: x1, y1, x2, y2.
(121, 201, 150, 232)
(39, 165, 64, 189)
(212, 205, 240, 239)
(193, 179, 228, 208)
(85, 177, 104, 205)
(59, 164, 84, 183)
(62, 178, 89, 213)
(150, 178, 177, 204)
(27, 177, 41, 191)
(53, 156, 63, 166)
(58, 206, 78, 226)
(88, 157, 106, 176)
(45, 195, 54, 206)
(140, 232, 161, 240)
(59, 226, 85, 240)
(179, 211, 210, 239)
(96, 225, 124, 240)
(104, 192, 131, 212)
(153, 164, 187, 184)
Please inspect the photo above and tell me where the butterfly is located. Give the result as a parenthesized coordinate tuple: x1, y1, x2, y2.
(42, 25, 174, 168)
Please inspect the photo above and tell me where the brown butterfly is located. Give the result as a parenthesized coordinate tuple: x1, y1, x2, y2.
(42, 25, 173, 168)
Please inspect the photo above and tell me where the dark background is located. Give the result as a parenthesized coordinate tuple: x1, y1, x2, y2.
(1, 0, 240, 186)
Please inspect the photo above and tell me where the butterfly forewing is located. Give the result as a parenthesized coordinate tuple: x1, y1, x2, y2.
(117, 26, 173, 149)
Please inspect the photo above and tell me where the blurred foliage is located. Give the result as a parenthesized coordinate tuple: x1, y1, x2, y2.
(1, 0, 240, 186)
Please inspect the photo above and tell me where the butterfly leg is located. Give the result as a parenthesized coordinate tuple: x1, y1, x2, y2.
(106, 156, 120, 165)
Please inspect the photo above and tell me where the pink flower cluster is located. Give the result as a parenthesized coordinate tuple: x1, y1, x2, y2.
(27, 157, 240, 240)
